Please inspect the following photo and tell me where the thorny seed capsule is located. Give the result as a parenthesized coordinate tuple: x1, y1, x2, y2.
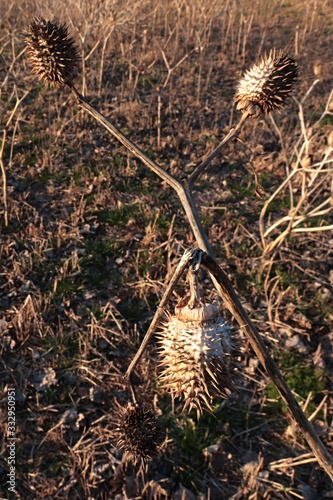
(116, 403, 161, 464)
(25, 18, 80, 87)
(235, 50, 298, 118)
(158, 299, 235, 419)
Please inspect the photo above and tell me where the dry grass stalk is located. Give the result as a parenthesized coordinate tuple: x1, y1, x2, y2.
(0, 89, 30, 226)
(259, 85, 333, 255)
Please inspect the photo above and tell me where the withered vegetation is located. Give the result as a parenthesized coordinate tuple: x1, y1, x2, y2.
(0, 0, 333, 498)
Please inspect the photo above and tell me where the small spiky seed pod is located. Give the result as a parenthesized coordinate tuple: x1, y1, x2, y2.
(25, 18, 80, 87)
(116, 403, 161, 465)
(235, 50, 298, 118)
(158, 299, 234, 418)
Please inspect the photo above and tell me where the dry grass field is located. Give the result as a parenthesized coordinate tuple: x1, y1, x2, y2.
(1, 0, 333, 498)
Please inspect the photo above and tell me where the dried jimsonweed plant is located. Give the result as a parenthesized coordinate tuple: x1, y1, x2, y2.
(23, 19, 333, 481)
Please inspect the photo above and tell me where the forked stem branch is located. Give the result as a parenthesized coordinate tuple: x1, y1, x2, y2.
(69, 84, 333, 480)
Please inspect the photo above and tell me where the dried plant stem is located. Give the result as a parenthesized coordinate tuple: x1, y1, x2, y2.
(125, 248, 198, 380)
(157, 92, 162, 149)
(188, 111, 249, 188)
(69, 86, 333, 480)
(269, 452, 318, 470)
(0, 89, 30, 226)
(0, 128, 8, 226)
(260, 123, 333, 254)
(201, 252, 333, 481)
(70, 85, 213, 254)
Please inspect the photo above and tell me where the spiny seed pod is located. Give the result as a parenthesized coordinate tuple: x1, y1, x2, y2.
(116, 403, 161, 465)
(158, 299, 234, 418)
(235, 50, 298, 118)
(25, 18, 80, 87)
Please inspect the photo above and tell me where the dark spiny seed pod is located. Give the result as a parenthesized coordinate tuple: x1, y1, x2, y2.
(116, 403, 161, 465)
(158, 299, 235, 419)
(25, 18, 80, 87)
(235, 50, 298, 118)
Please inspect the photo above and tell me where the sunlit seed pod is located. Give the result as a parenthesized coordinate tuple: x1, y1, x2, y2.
(25, 18, 80, 87)
(157, 299, 235, 419)
(116, 403, 161, 465)
(235, 49, 298, 118)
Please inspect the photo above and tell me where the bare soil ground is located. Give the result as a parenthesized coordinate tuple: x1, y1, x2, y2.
(0, 0, 333, 498)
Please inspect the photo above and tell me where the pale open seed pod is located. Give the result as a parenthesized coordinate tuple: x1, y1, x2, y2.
(235, 49, 298, 117)
(158, 298, 235, 418)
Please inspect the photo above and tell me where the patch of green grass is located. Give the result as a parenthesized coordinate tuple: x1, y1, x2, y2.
(75, 239, 125, 289)
(220, 88, 234, 98)
(117, 296, 149, 322)
(259, 171, 273, 189)
(320, 115, 333, 126)
(238, 269, 265, 292)
(199, 210, 214, 228)
(166, 411, 221, 486)
(229, 172, 254, 197)
(83, 239, 122, 263)
(36, 378, 78, 406)
(72, 168, 86, 186)
(164, 403, 264, 489)
(133, 245, 167, 281)
(84, 192, 96, 205)
(138, 73, 159, 87)
(233, 239, 261, 259)
(110, 175, 154, 196)
(43, 331, 81, 370)
(0, 92, 10, 102)
(96, 203, 141, 227)
(112, 153, 126, 168)
(275, 266, 298, 290)
(53, 276, 84, 300)
(303, 289, 333, 318)
(37, 168, 70, 185)
(1, 140, 12, 158)
(265, 349, 326, 415)
(179, 415, 217, 459)
(45, 455, 68, 477)
(25, 153, 37, 166)
(134, 248, 150, 277)
(47, 238, 124, 300)
(264, 195, 291, 213)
